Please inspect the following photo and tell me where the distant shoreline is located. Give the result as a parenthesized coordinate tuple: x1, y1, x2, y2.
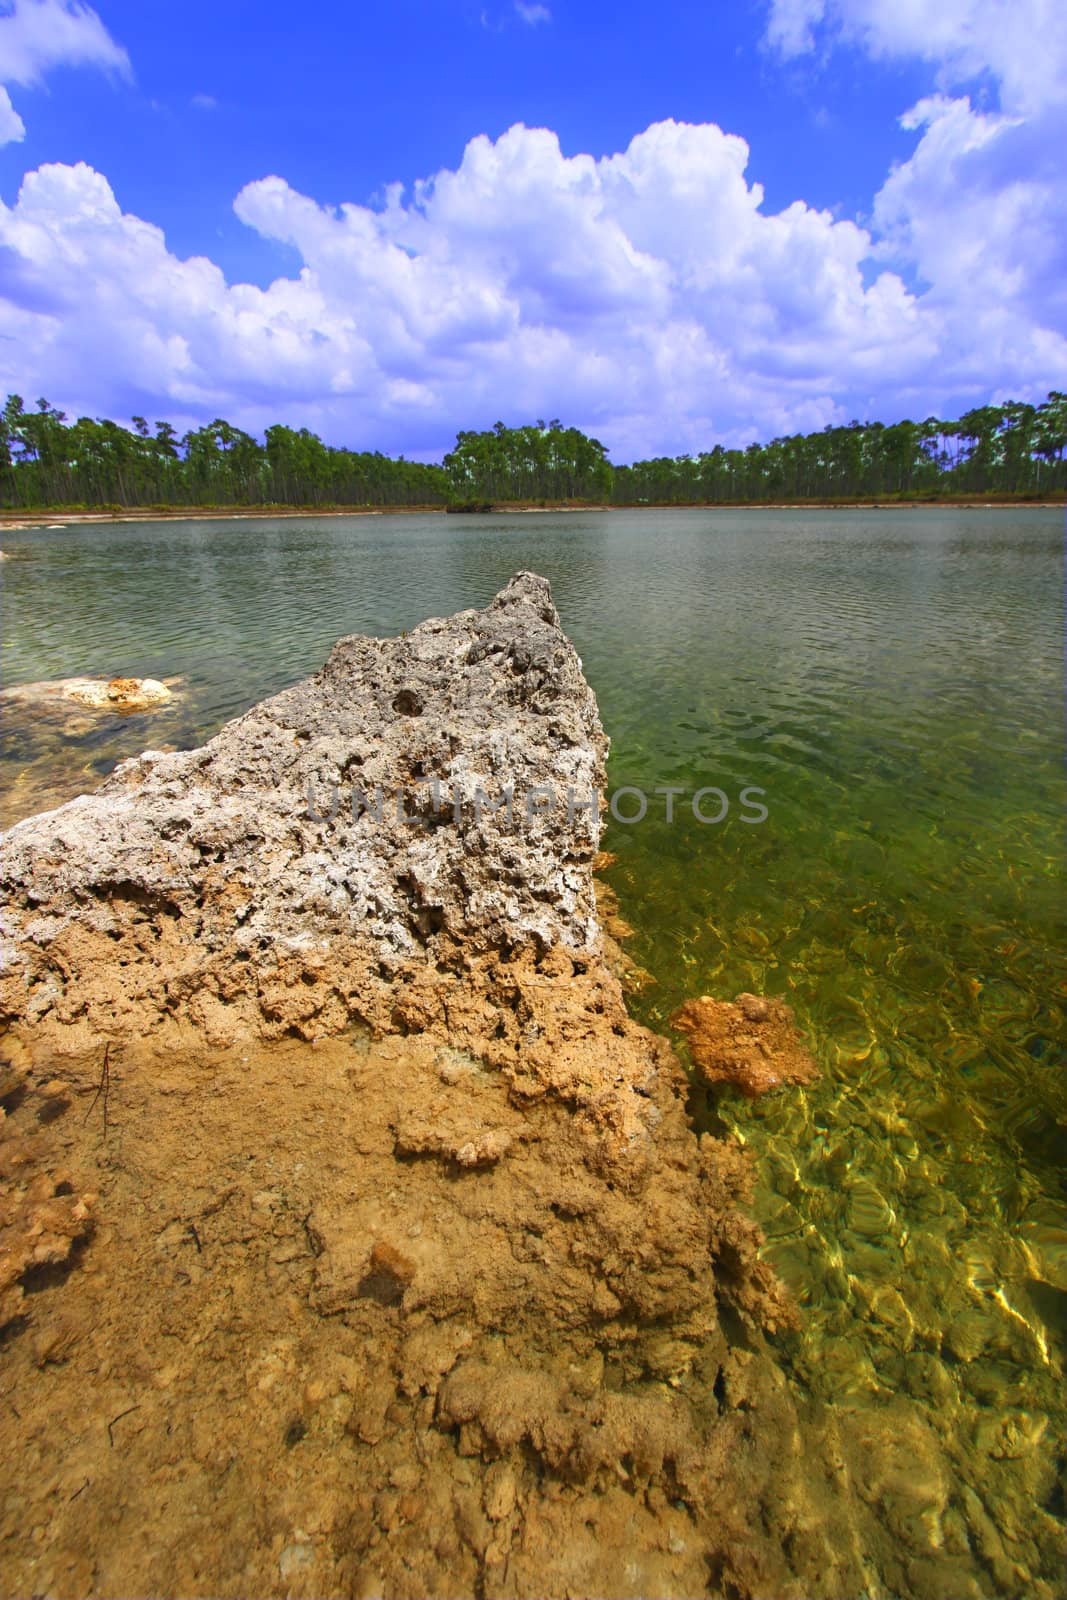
(0, 495, 1063, 531)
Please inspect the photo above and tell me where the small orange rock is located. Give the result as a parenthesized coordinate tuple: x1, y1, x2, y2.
(671, 993, 819, 1099)
(369, 1240, 416, 1284)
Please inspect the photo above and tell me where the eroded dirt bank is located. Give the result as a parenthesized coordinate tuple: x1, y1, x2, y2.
(1, 1018, 823, 1599)
(1, 575, 1057, 1598)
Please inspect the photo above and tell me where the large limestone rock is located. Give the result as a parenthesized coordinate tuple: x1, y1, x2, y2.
(1, 573, 607, 1054)
(0, 573, 846, 1600)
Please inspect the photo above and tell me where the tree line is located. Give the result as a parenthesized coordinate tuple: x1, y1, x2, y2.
(0, 400, 448, 510)
(1, 393, 1064, 511)
(613, 395, 1067, 504)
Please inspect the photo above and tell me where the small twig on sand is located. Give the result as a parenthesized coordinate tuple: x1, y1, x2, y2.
(84, 1041, 111, 1134)
(187, 1222, 202, 1253)
(107, 1405, 139, 1447)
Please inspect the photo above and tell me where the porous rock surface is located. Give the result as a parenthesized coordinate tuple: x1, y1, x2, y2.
(671, 992, 821, 1099)
(1, 574, 878, 1600)
(1, 572, 606, 1057)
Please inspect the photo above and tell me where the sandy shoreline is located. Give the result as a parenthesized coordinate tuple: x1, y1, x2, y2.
(1, 497, 1063, 531)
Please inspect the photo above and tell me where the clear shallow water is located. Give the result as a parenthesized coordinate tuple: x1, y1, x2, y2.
(3, 507, 1066, 1587)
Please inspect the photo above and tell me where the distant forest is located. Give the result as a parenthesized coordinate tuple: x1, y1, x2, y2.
(1, 391, 1064, 511)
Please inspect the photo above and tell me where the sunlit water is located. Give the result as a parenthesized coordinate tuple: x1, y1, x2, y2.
(2, 507, 1065, 1589)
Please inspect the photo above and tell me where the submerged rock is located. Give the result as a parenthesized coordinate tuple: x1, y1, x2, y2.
(0, 674, 175, 714)
(671, 991, 820, 1098)
(67, 675, 172, 710)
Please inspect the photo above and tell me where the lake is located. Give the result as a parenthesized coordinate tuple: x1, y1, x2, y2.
(2, 505, 1065, 1585)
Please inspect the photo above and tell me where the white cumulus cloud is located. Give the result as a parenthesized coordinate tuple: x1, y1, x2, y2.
(0, 81, 24, 140)
(764, 0, 1067, 114)
(764, 0, 1067, 416)
(0, 106, 1062, 459)
(0, 0, 130, 145)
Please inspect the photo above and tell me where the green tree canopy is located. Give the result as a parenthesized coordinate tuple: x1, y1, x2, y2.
(1, 394, 1063, 511)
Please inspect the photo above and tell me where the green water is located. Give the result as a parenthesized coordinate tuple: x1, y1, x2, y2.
(2, 507, 1066, 1588)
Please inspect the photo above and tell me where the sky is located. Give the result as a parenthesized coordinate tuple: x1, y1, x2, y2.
(0, 0, 1064, 463)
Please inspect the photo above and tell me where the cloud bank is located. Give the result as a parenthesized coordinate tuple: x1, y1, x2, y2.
(0, 0, 1062, 460)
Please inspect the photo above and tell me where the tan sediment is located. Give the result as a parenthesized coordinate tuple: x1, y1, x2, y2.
(0, 1018, 809, 1600)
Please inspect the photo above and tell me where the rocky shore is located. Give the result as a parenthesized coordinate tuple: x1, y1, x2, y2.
(3, 574, 1051, 1599)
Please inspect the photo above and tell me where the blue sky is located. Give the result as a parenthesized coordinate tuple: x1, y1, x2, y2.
(0, 0, 1064, 461)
